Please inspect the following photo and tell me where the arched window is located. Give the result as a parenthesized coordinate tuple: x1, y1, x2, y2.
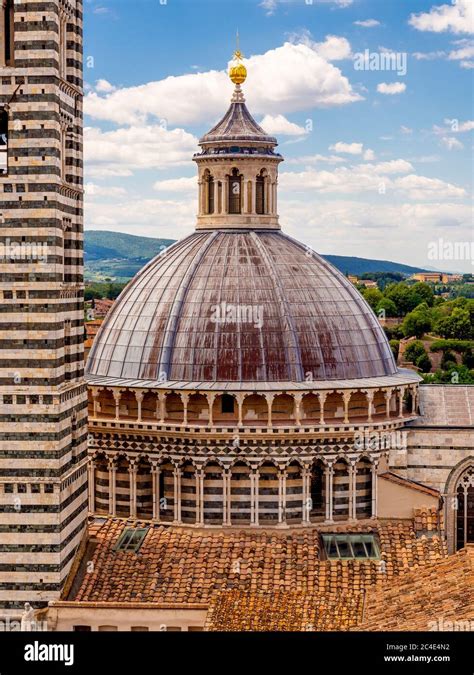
(228, 168, 241, 214)
(456, 466, 474, 550)
(256, 173, 265, 214)
(221, 394, 234, 414)
(207, 174, 214, 214)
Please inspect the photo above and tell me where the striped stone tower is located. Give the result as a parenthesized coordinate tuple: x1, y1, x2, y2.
(0, 0, 88, 616)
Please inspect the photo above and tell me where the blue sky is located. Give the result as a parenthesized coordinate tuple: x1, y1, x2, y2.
(83, 0, 473, 272)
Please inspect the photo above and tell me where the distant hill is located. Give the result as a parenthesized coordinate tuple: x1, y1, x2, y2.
(84, 230, 430, 282)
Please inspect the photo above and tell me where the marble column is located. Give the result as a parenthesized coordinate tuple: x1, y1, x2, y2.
(129, 464, 137, 519)
(88, 459, 95, 513)
(108, 461, 117, 517)
(152, 464, 161, 521)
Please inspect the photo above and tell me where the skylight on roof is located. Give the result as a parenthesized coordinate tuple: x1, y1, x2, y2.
(114, 528, 149, 553)
(321, 534, 380, 560)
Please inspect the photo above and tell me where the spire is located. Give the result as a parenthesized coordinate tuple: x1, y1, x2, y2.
(229, 34, 247, 87)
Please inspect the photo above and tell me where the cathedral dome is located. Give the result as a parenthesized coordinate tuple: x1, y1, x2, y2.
(86, 229, 397, 383)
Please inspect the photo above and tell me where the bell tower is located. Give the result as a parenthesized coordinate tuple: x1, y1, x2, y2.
(0, 0, 88, 617)
(194, 48, 283, 230)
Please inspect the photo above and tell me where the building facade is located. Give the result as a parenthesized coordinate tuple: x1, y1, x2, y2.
(0, 0, 88, 616)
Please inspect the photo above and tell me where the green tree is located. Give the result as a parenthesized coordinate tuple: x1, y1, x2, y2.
(404, 340, 427, 363)
(412, 282, 435, 307)
(361, 287, 383, 310)
(384, 282, 422, 316)
(436, 307, 472, 339)
(376, 298, 398, 318)
(402, 304, 433, 338)
(389, 339, 400, 360)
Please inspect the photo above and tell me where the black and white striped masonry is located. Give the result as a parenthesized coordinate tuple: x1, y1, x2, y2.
(0, 0, 88, 616)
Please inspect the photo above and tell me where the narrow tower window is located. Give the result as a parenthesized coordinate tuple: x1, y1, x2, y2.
(228, 168, 241, 214)
(207, 175, 214, 214)
(3, 0, 14, 67)
(0, 109, 8, 175)
(256, 173, 265, 214)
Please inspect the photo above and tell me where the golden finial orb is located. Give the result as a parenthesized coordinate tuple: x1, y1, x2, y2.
(229, 46, 247, 85)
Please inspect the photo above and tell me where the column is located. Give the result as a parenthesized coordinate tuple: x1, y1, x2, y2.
(302, 466, 311, 524)
(265, 394, 274, 428)
(152, 464, 161, 521)
(384, 389, 392, 419)
(88, 459, 95, 513)
(113, 390, 121, 421)
(180, 393, 189, 426)
(278, 470, 286, 524)
(223, 469, 231, 526)
(251, 178, 257, 214)
(173, 466, 182, 523)
(365, 390, 374, 423)
(325, 463, 334, 523)
(223, 177, 229, 214)
(317, 392, 327, 426)
(195, 470, 204, 525)
(135, 390, 144, 423)
(293, 393, 303, 427)
(272, 182, 277, 215)
(198, 179, 204, 215)
(349, 461, 357, 520)
(91, 388, 100, 418)
(251, 470, 259, 526)
(206, 392, 216, 427)
(243, 178, 249, 214)
(157, 391, 167, 424)
(236, 393, 245, 427)
(108, 461, 117, 517)
(341, 390, 352, 424)
(398, 387, 406, 418)
(411, 386, 417, 413)
(371, 461, 378, 518)
(129, 463, 137, 519)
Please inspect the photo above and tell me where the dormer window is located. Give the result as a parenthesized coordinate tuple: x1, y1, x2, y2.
(228, 168, 241, 214)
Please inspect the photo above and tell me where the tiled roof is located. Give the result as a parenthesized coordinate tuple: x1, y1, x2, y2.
(357, 545, 474, 631)
(412, 385, 474, 427)
(205, 589, 363, 632)
(71, 511, 447, 629)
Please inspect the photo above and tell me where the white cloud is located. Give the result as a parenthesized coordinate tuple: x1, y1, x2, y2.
(412, 50, 447, 60)
(261, 0, 353, 14)
(84, 125, 199, 173)
(363, 149, 376, 161)
(312, 35, 352, 61)
(286, 154, 346, 165)
(440, 136, 464, 150)
(409, 0, 473, 35)
(259, 114, 307, 136)
(278, 160, 465, 199)
(460, 60, 474, 68)
(443, 118, 474, 133)
(84, 183, 127, 197)
(400, 125, 413, 134)
(377, 82, 407, 95)
(153, 177, 197, 193)
(354, 19, 380, 28)
(279, 199, 472, 271)
(95, 79, 116, 93)
(394, 174, 466, 199)
(329, 141, 363, 154)
(84, 42, 363, 127)
(448, 40, 474, 60)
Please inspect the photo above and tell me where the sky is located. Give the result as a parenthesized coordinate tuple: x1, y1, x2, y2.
(83, 0, 473, 272)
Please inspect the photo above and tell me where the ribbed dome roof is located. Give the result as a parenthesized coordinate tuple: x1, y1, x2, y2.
(199, 87, 277, 147)
(86, 230, 397, 383)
